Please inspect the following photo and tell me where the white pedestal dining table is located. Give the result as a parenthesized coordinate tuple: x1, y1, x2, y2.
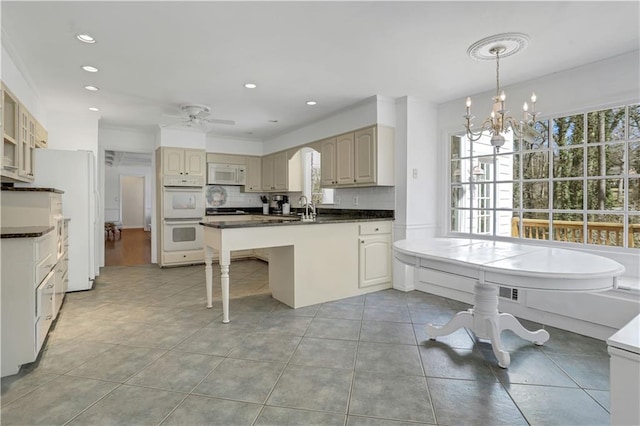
(393, 238, 625, 368)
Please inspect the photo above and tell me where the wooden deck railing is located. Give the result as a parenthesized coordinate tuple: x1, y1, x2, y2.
(511, 218, 640, 248)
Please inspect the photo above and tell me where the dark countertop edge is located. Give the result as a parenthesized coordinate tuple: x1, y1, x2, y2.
(1, 226, 55, 238)
(200, 217, 394, 229)
(1, 186, 64, 194)
(206, 207, 394, 218)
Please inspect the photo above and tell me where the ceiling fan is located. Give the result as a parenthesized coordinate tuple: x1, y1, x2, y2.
(162, 104, 235, 131)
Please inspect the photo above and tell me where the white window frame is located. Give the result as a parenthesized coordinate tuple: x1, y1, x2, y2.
(448, 102, 640, 252)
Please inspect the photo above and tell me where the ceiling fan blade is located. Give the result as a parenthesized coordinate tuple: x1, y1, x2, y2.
(203, 118, 236, 125)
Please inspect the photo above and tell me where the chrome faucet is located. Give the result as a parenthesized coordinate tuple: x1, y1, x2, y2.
(298, 195, 315, 221)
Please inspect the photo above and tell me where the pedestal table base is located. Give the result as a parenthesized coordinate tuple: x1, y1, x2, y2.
(425, 282, 550, 368)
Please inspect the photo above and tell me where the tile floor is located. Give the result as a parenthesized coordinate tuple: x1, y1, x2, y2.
(1, 260, 612, 425)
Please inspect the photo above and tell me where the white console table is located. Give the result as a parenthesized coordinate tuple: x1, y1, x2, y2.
(394, 238, 625, 368)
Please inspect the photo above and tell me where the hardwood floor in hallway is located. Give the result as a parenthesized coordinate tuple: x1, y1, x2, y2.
(105, 228, 151, 266)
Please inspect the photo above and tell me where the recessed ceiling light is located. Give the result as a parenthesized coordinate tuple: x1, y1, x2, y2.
(82, 65, 99, 73)
(244, 83, 257, 89)
(76, 34, 96, 44)
(306, 101, 317, 106)
(84, 85, 100, 91)
(88, 107, 100, 112)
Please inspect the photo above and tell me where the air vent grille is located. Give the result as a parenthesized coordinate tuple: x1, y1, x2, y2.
(499, 286, 519, 301)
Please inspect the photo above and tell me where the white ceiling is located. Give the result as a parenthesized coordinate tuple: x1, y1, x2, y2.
(2, 1, 639, 141)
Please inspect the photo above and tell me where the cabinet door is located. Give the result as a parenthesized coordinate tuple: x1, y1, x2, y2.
(354, 127, 376, 184)
(163, 148, 185, 176)
(2, 85, 20, 179)
(184, 149, 205, 176)
(273, 151, 288, 190)
(262, 154, 275, 190)
(336, 132, 355, 185)
(320, 137, 337, 186)
(35, 120, 47, 148)
(18, 104, 33, 181)
(245, 156, 262, 191)
(358, 234, 392, 288)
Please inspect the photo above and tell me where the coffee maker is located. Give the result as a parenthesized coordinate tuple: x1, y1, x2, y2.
(270, 195, 284, 214)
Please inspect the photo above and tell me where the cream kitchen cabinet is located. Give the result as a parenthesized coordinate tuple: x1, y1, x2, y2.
(161, 147, 206, 179)
(358, 221, 392, 288)
(2, 82, 44, 183)
(1, 228, 59, 377)
(18, 104, 35, 182)
(244, 156, 262, 192)
(321, 125, 394, 188)
(261, 154, 275, 190)
(35, 119, 48, 148)
(320, 137, 338, 186)
(262, 151, 302, 192)
(2, 83, 20, 181)
(206, 153, 246, 165)
(336, 132, 355, 185)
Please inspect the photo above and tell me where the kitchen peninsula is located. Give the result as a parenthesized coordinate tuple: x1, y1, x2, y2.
(201, 210, 394, 323)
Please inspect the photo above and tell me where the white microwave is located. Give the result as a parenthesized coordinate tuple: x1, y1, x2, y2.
(207, 163, 246, 185)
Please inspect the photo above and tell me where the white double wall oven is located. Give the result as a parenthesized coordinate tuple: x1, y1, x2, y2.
(162, 185, 205, 253)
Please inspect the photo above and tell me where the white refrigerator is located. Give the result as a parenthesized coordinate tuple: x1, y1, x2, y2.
(28, 149, 100, 291)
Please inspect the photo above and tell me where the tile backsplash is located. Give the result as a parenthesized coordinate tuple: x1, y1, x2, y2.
(324, 186, 395, 210)
(206, 185, 395, 211)
(205, 185, 263, 208)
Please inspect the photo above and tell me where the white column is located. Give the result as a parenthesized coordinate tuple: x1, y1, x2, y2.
(392, 96, 439, 291)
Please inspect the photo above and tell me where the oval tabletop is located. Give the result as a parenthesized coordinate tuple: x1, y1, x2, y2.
(394, 238, 626, 292)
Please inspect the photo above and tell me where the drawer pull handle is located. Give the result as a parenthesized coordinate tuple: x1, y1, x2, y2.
(375, 228, 379, 231)
(361, 240, 365, 244)
(45, 315, 52, 320)
(46, 283, 54, 289)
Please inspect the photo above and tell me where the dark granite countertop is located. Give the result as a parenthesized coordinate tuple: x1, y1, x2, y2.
(201, 209, 394, 229)
(1, 186, 64, 194)
(1, 226, 55, 238)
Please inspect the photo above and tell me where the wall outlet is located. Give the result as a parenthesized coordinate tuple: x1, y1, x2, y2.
(353, 196, 359, 206)
(413, 168, 418, 179)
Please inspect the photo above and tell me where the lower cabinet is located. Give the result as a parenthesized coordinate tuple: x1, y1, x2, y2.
(1, 230, 64, 377)
(358, 222, 392, 288)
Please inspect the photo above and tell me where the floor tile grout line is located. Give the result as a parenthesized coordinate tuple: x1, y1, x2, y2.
(61, 382, 126, 426)
(5, 263, 612, 425)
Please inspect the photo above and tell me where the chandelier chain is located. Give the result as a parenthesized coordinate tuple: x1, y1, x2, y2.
(495, 50, 500, 97)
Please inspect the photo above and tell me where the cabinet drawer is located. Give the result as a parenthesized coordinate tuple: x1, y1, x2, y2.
(36, 272, 55, 352)
(36, 252, 55, 286)
(359, 222, 391, 235)
(163, 250, 204, 265)
(35, 232, 54, 264)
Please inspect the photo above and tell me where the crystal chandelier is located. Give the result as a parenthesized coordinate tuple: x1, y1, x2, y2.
(463, 33, 540, 152)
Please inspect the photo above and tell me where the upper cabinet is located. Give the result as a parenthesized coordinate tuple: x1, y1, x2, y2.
(2, 82, 46, 183)
(244, 156, 262, 192)
(320, 137, 337, 186)
(262, 150, 302, 192)
(35, 120, 48, 149)
(2, 84, 20, 180)
(18, 104, 35, 181)
(2, 82, 42, 183)
(321, 125, 394, 188)
(162, 147, 205, 178)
